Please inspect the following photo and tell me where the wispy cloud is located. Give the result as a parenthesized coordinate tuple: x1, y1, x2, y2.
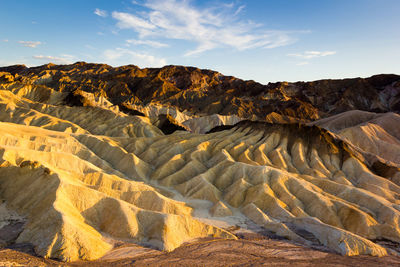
(111, 0, 297, 56)
(19, 41, 41, 48)
(296, 61, 309, 66)
(94, 8, 108, 17)
(126, 39, 169, 48)
(288, 51, 336, 59)
(33, 54, 75, 64)
(102, 47, 166, 67)
(2, 39, 8, 42)
(113, 11, 155, 30)
(234, 5, 246, 16)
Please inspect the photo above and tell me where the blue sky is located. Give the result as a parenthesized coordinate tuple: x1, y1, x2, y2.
(1, 0, 399, 83)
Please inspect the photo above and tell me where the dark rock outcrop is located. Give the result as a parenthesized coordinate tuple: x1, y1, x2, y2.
(0, 62, 398, 122)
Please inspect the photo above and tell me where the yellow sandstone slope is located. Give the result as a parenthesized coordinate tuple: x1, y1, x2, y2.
(0, 87, 400, 261)
(0, 122, 234, 261)
(310, 110, 400, 166)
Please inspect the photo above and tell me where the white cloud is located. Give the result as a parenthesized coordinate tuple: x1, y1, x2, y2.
(19, 41, 41, 48)
(94, 8, 108, 17)
(234, 5, 246, 16)
(296, 62, 309, 66)
(126, 39, 168, 48)
(288, 51, 336, 59)
(3, 39, 9, 42)
(102, 47, 166, 67)
(113, 11, 156, 30)
(32, 54, 76, 64)
(111, 0, 297, 56)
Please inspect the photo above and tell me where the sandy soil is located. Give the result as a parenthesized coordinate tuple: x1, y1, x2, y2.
(1, 233, 399, 267)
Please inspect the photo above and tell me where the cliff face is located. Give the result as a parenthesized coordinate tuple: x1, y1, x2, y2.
(1, 62, 398, 122)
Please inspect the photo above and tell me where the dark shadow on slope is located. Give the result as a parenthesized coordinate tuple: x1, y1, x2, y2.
(64, 91, 84, 107)
(371, 161, 400, 186)
(118, 104, 145, 117)
(155, 114, 188, 135)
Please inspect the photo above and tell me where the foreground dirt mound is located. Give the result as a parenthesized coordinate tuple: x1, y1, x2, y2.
(2, 234, 400, 266)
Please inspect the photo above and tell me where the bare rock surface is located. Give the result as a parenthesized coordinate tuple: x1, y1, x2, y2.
(0, 63, 399, 264)
(311, 111, 400, 166)
(0, 63, 398, 124)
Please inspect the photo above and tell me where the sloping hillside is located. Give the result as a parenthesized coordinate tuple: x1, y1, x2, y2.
(0, 65, 399, 262)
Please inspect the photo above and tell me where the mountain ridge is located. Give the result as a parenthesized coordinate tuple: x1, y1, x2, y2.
(1, 62, 398, 123)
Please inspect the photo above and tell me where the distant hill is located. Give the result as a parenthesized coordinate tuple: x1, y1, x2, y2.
(1, 62, 398, 123)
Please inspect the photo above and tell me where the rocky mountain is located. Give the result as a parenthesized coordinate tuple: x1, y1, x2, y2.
(1, 62, 399, 123)
(0, 62, 400, 264)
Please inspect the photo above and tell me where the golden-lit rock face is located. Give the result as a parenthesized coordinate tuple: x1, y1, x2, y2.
(0, 64, 399, 261)
(1, 63, 399, 123)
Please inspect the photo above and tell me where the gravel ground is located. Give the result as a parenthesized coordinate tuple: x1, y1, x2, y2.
(2, 232, 398, 267)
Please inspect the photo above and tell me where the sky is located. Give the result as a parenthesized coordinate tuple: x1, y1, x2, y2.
(1, 0, 399, 83)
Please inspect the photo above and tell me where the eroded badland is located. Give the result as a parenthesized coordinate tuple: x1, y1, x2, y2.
(0, 63, 400, 265)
